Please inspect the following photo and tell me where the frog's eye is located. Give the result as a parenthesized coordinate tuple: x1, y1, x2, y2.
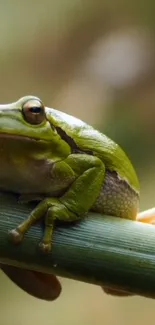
(22, 99, 46, 125)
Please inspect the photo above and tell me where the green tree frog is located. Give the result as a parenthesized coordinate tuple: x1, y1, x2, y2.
(0, 95, 144, 253)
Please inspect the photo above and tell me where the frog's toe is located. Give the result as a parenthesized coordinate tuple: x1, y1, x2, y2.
(39, 241, 52, 253)
(9, 228, 24, 244)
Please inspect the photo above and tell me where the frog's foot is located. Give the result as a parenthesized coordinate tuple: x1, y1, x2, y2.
(9, 228, 24, 244)
(9, 198, 80, 253)
(39, 242, 51, 253)
(137, 208, 155, 224)
(39, 219, 53, 253)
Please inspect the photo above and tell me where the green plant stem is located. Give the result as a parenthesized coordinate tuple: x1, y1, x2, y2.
(0, 192, 155, 298)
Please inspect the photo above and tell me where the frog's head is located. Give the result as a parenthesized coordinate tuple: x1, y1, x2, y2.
(0, 96, 58, 140)
(0, 96, 71, 159)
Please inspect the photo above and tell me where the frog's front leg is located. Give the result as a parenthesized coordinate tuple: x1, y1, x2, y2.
(9, 154, 105, 252)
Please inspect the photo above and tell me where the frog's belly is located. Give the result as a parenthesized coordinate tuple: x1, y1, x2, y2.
(0, 158, 73, 196)
(0, 134, 74, 195)
(92, 170, 139, 220)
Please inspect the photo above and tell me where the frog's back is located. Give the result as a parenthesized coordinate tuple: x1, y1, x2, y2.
(47, 107, 139, 194)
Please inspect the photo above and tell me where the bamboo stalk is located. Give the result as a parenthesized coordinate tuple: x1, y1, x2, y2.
(1, 192, 155, 298)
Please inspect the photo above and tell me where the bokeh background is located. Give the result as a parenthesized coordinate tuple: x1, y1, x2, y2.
(0, 1, 155, 324)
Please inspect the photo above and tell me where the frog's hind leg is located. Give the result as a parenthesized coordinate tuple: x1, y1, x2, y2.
(136, 207, 155, 224)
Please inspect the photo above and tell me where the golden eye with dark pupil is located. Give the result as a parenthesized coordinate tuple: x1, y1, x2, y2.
(22, 99, 46, 125)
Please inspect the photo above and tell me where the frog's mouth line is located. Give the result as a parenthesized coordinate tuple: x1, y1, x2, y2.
(0, 133, 41, 142)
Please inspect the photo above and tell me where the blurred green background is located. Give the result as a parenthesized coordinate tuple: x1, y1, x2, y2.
(0, 0, 155, 324)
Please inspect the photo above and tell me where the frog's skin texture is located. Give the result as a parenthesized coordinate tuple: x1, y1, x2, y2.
(0, 96, 140, 252)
